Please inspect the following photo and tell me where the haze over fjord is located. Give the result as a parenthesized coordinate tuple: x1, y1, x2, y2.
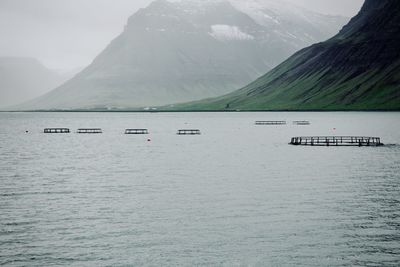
(0, 0, 363, 71)
(0, 0, 364, 109)
(15, 0, 351, 110)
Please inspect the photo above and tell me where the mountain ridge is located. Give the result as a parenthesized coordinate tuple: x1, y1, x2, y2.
(16, 0, 348, 110)
(174, 0, 400, 111)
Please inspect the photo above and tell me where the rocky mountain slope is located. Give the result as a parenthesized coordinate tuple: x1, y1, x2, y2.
(179, 0, 400, 110)
(19, 0, 347, 110)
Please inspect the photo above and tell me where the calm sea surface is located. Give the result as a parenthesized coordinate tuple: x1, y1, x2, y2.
(0, 112, 399, 266)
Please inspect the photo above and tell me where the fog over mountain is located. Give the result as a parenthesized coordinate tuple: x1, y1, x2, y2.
(0, 57, 76, 108)
(0, 0, 363, 70)
(19, 0, 348, 110)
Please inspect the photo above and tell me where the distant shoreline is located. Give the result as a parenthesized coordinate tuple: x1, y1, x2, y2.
(1, 109, 399, 113)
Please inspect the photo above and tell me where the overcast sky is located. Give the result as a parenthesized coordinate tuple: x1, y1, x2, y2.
(0, 0, 364, 71)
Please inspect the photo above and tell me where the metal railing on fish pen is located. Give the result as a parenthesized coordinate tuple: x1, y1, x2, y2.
(290, 136, 383, 147)
(177, 129, 201, 135)
(255, 121, 286, 125)
(77, 128, 103, 134)
(293, 121, 310, 125)
(125, 129, 149, 135)
(44, 128, 70, 133)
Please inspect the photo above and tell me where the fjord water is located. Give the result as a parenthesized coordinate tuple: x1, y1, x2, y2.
(1, 112, 399, 266)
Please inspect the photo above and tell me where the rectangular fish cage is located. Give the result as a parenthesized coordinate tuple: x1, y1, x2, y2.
(77, 128, 103, 134)
(177, 129, 201, 135)
(290, 136, 383, 147)
(293, 121, 310, 125)
(125, 129, 149, 135)
(255, 121, 287, 125)
(44, 128, 70, 133)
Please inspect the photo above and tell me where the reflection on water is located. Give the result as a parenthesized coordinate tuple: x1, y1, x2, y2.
(0, 112, 399, 266)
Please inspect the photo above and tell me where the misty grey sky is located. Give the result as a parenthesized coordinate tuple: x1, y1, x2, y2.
(0, 0, 364, 70)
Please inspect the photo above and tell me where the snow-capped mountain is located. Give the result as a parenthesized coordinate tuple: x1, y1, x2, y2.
(20, 0, 348, 110)
(230, 0, 348, 48)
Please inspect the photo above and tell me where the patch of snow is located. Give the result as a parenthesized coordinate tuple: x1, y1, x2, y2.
(285, 32, 298, 39)
(229, 0, 315, 28)
(209, 25, 255, 41)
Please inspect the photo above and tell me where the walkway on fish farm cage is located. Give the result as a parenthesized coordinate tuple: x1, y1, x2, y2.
(77, 128, 103, 134)
(255, 121, 286, 125)
(293, 121, 310, 125)
(177, 129, 201, 135)
(125, 129, 149, 135)
(290, 136, 383, 147)
(44, 128, 70, 133)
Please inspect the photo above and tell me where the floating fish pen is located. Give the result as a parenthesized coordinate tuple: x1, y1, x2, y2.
(44, 128, 70, 134)
(290, 136, 383, 147)
(293, 121, 310, 125)
(177, 129, 201, 135)
(255, 121, 286, 125)
(125, 129, 149, 135)
(77, 128, 102, 134)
